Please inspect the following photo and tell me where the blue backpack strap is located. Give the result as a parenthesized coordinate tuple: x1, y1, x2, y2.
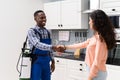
(31, 28, 50, 39)
(46, 30, 51, 39)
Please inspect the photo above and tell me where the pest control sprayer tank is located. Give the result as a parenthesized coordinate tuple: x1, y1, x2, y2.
(16, 37, 32, 80)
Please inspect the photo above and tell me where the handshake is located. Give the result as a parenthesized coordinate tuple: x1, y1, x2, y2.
(52, 45, 66, 53)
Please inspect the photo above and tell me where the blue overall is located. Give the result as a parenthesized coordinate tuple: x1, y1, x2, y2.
(30, 29, 51, 80)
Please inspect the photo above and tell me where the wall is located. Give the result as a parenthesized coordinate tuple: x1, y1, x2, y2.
(0, 0, 43, 80)
(43, 0, 64, 3)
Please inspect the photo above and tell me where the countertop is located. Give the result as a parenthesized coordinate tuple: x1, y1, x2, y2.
(53, 52, 85, 61)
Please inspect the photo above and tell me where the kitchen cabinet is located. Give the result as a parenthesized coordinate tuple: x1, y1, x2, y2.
(100, 0, 120, 15)
(66, 59, 87, 80)
(51, 58, 67, 80)
(106, 65, 120, 80)
(51, 57, 87, 80)
(44, 0, 88, 29)
(52, 57, 120, 80)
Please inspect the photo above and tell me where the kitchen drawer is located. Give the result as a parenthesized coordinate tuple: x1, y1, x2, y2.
(67, 70, 87, 80)
(107, 64, 120, 70)
(55, 57, 67, 65)
(103, 7, 120, 14)
(67, 69, 87, 76)
(67, 59, 84, 66)
(67, 59, 86, 70)
(67, 76, 87, 80)
(100, 0, 120, 15)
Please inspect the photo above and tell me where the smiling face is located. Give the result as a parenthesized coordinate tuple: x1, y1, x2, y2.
(34, 12, 46, 27)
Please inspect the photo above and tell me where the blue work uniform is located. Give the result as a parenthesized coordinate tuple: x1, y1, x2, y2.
(27, 26, 53, 80)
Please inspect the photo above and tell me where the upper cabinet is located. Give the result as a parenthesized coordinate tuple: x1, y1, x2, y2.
(44, 0, 88, 29)
(100, 0, 120, 15)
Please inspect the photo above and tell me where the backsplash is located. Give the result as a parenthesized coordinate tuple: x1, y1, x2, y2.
(51, 29, 88, 54)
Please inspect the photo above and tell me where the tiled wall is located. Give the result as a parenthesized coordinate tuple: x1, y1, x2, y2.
(51, 29, 88, 53)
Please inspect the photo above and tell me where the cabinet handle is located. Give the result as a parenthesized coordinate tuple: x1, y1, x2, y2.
(61, 24, 63, 27)
(112, 9, 115, 11)
(79, 69, 82, 71)
(80, 64, 82, 66)
(56, 60, 59, 62)
(58, 24, 60, 27)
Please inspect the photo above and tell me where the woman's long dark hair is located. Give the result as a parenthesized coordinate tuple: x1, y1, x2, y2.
(90, 9, 116, 49)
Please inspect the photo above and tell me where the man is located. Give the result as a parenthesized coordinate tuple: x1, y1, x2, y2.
(27, 10, 60, 80)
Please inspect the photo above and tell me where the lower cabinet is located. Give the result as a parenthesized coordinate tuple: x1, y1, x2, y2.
(67, 59, 87, 80)
(51, 57, 87, 80)
(51, 58, 67, 80)
(106, 65, 120, 80)
(52, 57, 120, 80)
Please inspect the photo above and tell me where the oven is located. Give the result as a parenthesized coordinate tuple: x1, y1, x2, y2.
(106, 16, 120, 66)
(107, 41, 120, 66)
(109, 16, 120, 28)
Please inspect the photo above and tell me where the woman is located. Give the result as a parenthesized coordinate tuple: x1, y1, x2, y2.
(59, 10, 116, 80)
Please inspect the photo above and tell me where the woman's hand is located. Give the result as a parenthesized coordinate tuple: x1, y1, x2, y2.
(88, 76, 92, 80)
(52, 45, 65, 53)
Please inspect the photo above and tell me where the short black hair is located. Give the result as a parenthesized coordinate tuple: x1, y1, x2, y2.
(34, 10, 44, 17)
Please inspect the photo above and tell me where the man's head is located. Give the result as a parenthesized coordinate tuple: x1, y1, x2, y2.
(34, 10, 46, 27)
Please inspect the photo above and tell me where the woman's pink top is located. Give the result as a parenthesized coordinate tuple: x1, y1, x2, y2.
(67, 35, 108, 78)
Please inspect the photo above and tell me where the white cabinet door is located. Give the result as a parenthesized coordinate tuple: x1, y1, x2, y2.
(44, 0, 88, 29)
(51, 58, 88, 80)
(44, 1, 61, 29)
(51, 58, 67, 80)
(60, 0, 78, 29)
(100, 0, 120, 15)
(106, 65, 120, 80)
(66, 59, 87, 80)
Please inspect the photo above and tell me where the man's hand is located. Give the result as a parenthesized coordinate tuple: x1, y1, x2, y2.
(52, 45, 66, 53)
(50, 59, 55, 73)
